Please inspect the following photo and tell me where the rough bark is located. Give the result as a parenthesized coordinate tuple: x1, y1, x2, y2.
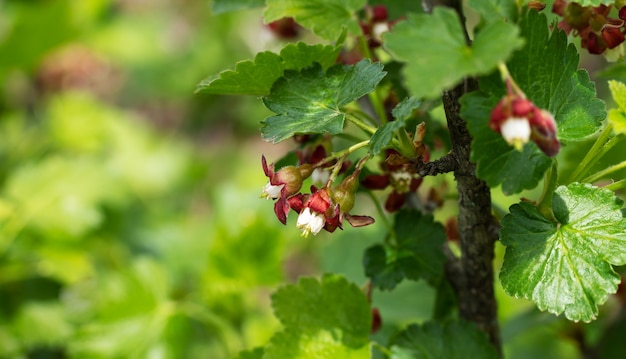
(443, 80, 502, 355)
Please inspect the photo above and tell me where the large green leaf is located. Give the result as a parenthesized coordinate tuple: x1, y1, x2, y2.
(264, 274, 371, 358)
(196, 42, 341, 96)
(264, 0, 365, 41)
(384, 7, 523, 99)
(261, 60, 386, 143)
(390, 320, 498, 359)
(363, 209, 445, 290)
(461, 10, 606, 194)
(499, 183, 626, 322)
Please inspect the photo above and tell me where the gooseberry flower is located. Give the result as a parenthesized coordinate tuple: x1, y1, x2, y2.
(261, 155, 313, 224)
(361, 150, 423, 212)
(489, 93, 560, 157)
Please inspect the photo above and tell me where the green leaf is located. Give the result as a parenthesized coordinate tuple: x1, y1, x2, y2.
(390, 320, 498, 359)
(392, 97, 421, 121)
(461, 10, 605, 194)
(261, 60, 386, 143)
(211, 0, 265, 14)
(271, 274, 371, 346)
(384, 7, 523, 99)
(264, 329, 371, 359)
(499, 183, 626, 322)
(264, 0, 365, 41)
(369, 97, 420, 155)
(196, 42, 341, 96)
(461, 92, 552, 195)
(505, 11, 605, 142)
(363, 209, 445, 290)
(608, 80, 626, 135)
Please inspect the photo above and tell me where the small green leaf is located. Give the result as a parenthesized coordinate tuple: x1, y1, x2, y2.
(384, 7, 523, 99)
(261, 60, 386, 143)
(264, 0, 365, 41)
(211, 0, 265, 14)
(264, 329, 371, 359)
(392, 97, 421, 121)
(391, 320, 498, 359)
(264, 274, 372, 358)
(363, 209, 445, 290)
(271, 274, 371, 346)
(499, 183, 626, 322)
(196, 42, 341, 96)
(608, 80, 626, 135)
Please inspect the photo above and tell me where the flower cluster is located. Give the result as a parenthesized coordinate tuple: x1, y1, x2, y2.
(553, 0, 626, 61)
(361, 149, 424, 212)
(261, 155, 374, 237)
(489, 79, 560, 157)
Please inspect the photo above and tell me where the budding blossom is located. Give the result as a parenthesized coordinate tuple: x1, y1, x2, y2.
(489, 92, 560, 157)
(261, 155, 313, 224)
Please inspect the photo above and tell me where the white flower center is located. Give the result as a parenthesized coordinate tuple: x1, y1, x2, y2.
(296, 207, 326, 237)
(390, 170, 413, 194)
(501, 117, 531, 150)
(262, 182, 284, 199)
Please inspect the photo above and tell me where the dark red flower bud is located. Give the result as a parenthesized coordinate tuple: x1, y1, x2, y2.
(371, 308, 382, 334)
(370, 5, 388, 22)
(601, 26, 625, 49)
(267, 17, 301, 39)
(586, 31, 607, 54)
(619, 6, 626, 21)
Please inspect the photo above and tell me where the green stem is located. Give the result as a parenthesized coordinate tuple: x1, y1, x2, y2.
(372, 342, 393, 357)
(316, 140, 371, 169)
(537, 159, 558, 222)
(583, 159, 626, 184)
(568, 123, 614, 183)
(346, 113, 378, 135)
(605, 178, 626, 192)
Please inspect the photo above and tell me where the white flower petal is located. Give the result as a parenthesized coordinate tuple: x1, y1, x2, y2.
(501, 117, 531, 148)
(262, 182, 284, 199)
(296, 207, 326, 237)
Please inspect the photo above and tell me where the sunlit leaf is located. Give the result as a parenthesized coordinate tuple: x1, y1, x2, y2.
(499, 183, 626, 322)
(384, 7, 523, 99)
(261, 60, 386, 143)
(391, 320, 498, 359)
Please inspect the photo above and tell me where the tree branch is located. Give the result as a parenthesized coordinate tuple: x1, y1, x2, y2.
(443, 79, 502, 356)
(413, 152, 457, 177)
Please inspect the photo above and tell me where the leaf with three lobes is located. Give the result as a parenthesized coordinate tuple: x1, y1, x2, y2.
(608, 80, 626, 135)
(499, 183, 626, 322)
(384, 7, 523, 99)
(391, 320, 498, 359)
(261, 59, 386, 143)
(462, 10, 606, 194)
(364, 209, 445, 290)
(263, 274, 371, 358)
(195, 42, 341, 96)
(264, 0, 365, 41)
(369, 97, 421, 155)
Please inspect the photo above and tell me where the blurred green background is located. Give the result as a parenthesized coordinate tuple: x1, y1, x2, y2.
(0, 1, 625, 358)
